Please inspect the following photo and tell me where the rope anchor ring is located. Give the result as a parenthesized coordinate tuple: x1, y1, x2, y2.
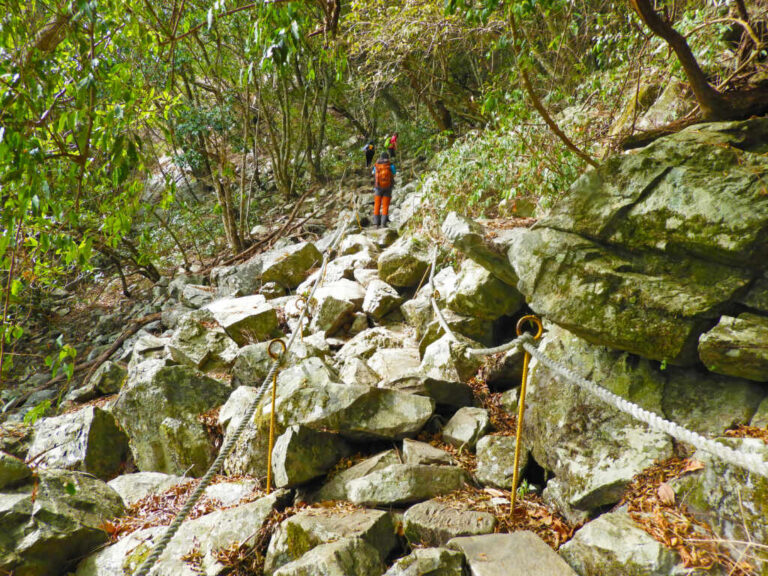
(516, 314, 543, 340)
(268, 338, 287, 360)
(294, 295, 307, 313)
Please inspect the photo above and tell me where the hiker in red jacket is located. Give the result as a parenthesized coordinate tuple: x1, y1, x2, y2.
(372, 152, 396, 227)
(386, 132, 398, 159)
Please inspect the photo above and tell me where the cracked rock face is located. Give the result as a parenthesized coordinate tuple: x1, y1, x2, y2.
(510, 119, 768, 366)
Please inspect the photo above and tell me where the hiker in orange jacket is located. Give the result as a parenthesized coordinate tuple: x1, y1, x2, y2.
(372, 152, 396, 227)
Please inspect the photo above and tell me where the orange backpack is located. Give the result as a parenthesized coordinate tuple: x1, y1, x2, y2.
(375, 161, 393, 188)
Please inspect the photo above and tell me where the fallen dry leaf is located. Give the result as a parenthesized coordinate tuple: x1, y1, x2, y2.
(657, 482, 676, 505)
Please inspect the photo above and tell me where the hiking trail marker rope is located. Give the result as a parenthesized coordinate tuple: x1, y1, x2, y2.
(133, 215, 353, 576)
(425, 256, 768, 481)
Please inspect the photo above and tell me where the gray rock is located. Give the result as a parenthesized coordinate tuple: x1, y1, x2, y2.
(421, 336, 483, 384)
(76, 491, 284, 576)
(673, 438, 768, 573)
(442, 407, 490, 450)
(353, 268, 380, 288)
(448, 532, 578, 576)
(699, 313, 768, 381)
(475, 435, 527, 489)
(112, 363, 231, 476)
(418, 310, 494, 355)
(262, 242, 323, 289)
(261, 281, 288, 299)
(404, 500, 496, 546)
(127, 333, 171, 369)
(168, 273, 206, 299)
(442, 213, 518, 287)
(379, 375, 474, 408)
(378, 236, 430, 288)
(752, 395, 768, 427)
(524, 325, 672, 514)
(265, 508, 396, 574)
(347, 464, 470, 506)
(383, 548, 465, 576)
(447, 259, 523, 320)
(66, 361, 126, 404)
(271, 425, 349, 488)
(402, 439, 454, 466)
(205, 295, 280, 346)
(180, 284, 216, 309)
(368, 348, 421, 382)
(662, 368, 764, 436)
(2, 470, 124, 576)
(337, 327, 413, 362)
(167, 310, 239, 370)
(27, 407, 130, 480)
(0, 451, 31, 490)
(363, 279, 403, 320)
(341, 234, 380, 256)
(232, 339, 323, 387)
(339, 357, 380, 387)
(739, 277, 768, 313)
(211, 257, 264, 297)
(559, 509, 677, 576)
(271, 537, 384, 576)
(107, 472, 188, 506)
(349, 313, 370, 335)
(0, 422, 31, 459)
(312, 450, 401, 502)
(203, 479, 259, 506)
(499, 387, 519, 414)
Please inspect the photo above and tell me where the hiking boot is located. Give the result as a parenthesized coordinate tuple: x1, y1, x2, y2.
(381, 215, 389, 227)
(372, 214, 381, 227)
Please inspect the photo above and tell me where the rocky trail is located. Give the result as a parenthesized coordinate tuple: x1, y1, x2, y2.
(2, 119, 768, 576)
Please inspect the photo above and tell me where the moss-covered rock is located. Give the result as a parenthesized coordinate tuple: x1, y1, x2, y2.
(447, 258, 523, 320)
(271, 425, 349, 488)
(403, 500, 496, 547)
(377, 235, 430, 288)
(699, 313, 768, 381)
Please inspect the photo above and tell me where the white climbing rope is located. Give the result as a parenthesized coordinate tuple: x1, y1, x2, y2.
(133, 214, 355, 576)
(521, 338, 768, 479)
(427, 249, 459, 343)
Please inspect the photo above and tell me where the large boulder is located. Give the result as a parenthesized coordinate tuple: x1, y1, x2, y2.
(510, 119, 768, 365)
(525, 325, 672, 515)
(1, 470, 124, 576)
(378, 236, 430, 288)
(367, 348, 421, 382)
(262, 242, 322, 289)
(112, 363, 230, 476)
(447, 259, 523, 320)
(559, 509, 677, 576)
(362, 279, 402, 320)
(265, 508, 396, 574)
(698, 313, 768, 381)
(420, 335, 483, 383)
(205, 295, 280, 346)
(448, 532, 578, 576)
(403, 500, 496, 546)
(27, 407, 130, 480)
(271, 425, 349, 488)
(167, 310, 239, 370)
(309, 279, 366, 335)
(347, 464, 470, 506)
(418, 310, 494, 355)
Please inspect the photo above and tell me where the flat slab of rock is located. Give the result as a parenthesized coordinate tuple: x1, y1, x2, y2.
(448, 532, 578, 576)
(205, 295, 280, 346)
(312, 450, 400, 502)
(379, 375, 473, 408)
(402, 439, 454, 466)
(368, 348, 421, 381)
(698, 313, 768, 381)
(265, 508, 396, 574)
(347, 464, 470, 506)
(107, 472, 188, 506)
(559, 509, 676, 576)
(442, 407, 490, 450)
(403, 500, 496, 546)
(384, 547, 465, 576)
(28, 406, 130, 480)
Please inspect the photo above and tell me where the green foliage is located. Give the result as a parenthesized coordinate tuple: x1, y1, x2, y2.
(23, 399, 52, 425)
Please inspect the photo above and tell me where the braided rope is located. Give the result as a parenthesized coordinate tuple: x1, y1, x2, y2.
(427, 249, 459, 343)
(133, 217, 353, 576)
(521, 339, 768, 479)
